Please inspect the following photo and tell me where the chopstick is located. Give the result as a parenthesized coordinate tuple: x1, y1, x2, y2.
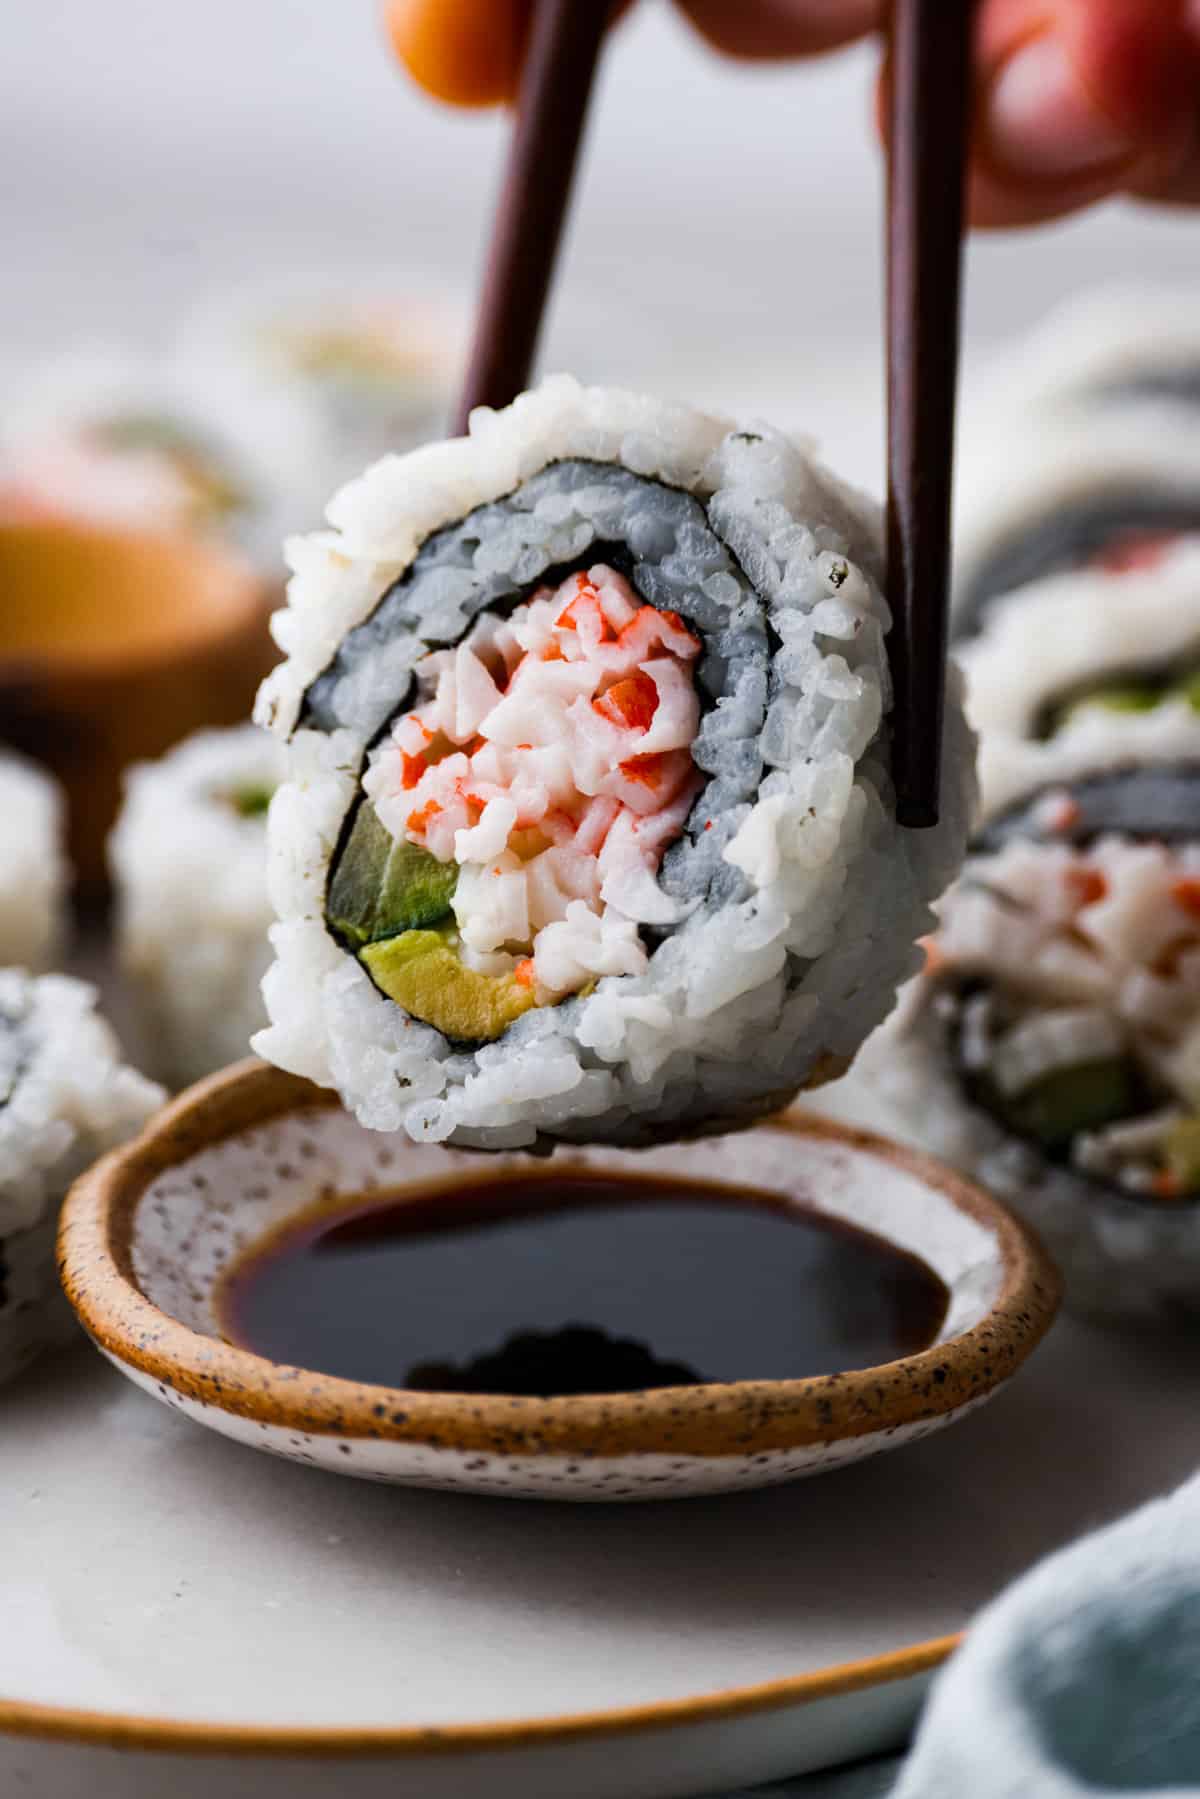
(885, 0, 975, 829)
(457, 0, 971, 832)
(452, 0, 614, 434)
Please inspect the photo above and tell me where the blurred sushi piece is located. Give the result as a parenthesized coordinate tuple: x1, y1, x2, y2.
(953, 403, 1200, 634)
(0, 754, 68, 972)
(170, 274, 466, 527)
(109, 725, 286, 1088)
(960, 533, 1200, 814)
(953, 288, 1200, 632)
(0, 969, 162, 1384)
(977, 283, 1200, 420)
(868, 750, 1200, 1320)
(0, 347, 286, 570)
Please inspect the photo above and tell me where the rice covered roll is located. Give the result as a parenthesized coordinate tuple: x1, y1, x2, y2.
(874, 754, 1200, 1318)
(109, 726, 286, 1087)
(976, 284, 1200, 421)
(172, 278, 463, 528)
(0, 754, 68, 972)
(960, 534, 1200, 814)
(0, 349, 267, 553)
(0, 970, 163, 1383)
(252, 377, 973, 1150)
(953, 406, 1200, 634)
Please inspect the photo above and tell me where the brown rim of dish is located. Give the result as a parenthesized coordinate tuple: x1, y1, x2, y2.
(0, 1633, 958, 1756)
(0, 517, 270, 678)
(59, 1059, 1062, 1461)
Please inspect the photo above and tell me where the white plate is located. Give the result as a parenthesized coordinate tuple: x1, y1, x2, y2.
(2, 1306, 1197, 1798)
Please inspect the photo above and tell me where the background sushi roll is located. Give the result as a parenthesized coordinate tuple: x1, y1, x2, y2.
(974, 283, 1200, 422)
(871, 752, 1200, 1320)
(0, 970, 163, 1383)
(952, 404, 1200, 636)
(0, 346, 289, 572)
(0, 754, 68, 973)
(171, 275, 465, 532)
(109, 725, 287, 1088)
(252, 376, 973, 1152)
(960, 534, 1200, 815)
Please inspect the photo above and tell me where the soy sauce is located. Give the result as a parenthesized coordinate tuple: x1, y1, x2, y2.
(220, 1172, 949, 1395)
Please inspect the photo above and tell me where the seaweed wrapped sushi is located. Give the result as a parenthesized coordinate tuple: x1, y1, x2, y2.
(0, 754, 67, 973)
(873, 750, 1200, 1318)
(959, 533, 1200, 814)
(0, 971, 162, 1383)
(252, 378, 974, 1150)
(172, 277, 464, 530)
(0, 348, 264, 550)
(109, 726, 286, 1088)
(952, 404, 1200, 635)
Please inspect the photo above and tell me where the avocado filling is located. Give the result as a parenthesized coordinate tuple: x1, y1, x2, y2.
(226, 782, 277, 820)
(325, 564, 705, 1043)
(1040, 661, 1200, 741)
(931, 834, 1200, 1202)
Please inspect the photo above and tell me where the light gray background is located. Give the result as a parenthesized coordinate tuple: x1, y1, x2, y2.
(5, 0, 1198, 491)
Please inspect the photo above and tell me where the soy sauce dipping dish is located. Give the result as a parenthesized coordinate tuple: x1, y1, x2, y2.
(0, 515, 274, 891)
(59, 1060, 1060, 1501)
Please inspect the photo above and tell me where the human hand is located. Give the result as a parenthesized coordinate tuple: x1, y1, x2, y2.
(385, 0, 1200, 228)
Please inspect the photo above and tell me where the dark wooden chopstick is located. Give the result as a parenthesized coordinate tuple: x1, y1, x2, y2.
(886, 0, 975, 829)
(452, 0, 614, 434)
(459, 0, 970, 831)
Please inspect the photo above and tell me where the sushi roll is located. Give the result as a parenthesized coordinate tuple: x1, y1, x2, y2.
(952, 404, 1200, 634)
(172, 277, 464, 528)
(252, 377, 973, 1151)
(0, 754, 68, 972)
(873, 753, 1200, 1319)
(959, 534, 1200, 815)
(0, 347, 296, 572)
(951, 288, 1200, 632)
(0, 348, 283, 569)
(109, 726, 287, 1088)
(976, 284, 1200, 420)
(0, 970, 163, 1383)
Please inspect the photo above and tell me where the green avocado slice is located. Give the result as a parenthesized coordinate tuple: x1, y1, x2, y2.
(361, 929, 536, 1042)
(327, 801, 458, 947)
(980, 1056, 1139, 1155)
(230, 783, 275, 819)
(1169, 670, 1200, 714)
(1164, 1115, 1200, 1192)
(1059, 684, 1159, 727)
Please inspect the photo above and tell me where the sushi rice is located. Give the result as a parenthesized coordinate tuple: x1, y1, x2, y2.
(109, 726, 287, 1088)
(952, 401, 1200, 633)
(972, 283, 1200, 421)
(0, 754, 68, 973)
(866, 755, 1200, 1319)
(171, 276, 465, 533)
(960, 534, 1200, 814)
(0, 970, 163, 1383)
(253, 376, 973, 1151)
(0, 345, 290, 570)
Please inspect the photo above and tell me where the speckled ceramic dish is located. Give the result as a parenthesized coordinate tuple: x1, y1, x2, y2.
(59, 1061, 1060, 1501)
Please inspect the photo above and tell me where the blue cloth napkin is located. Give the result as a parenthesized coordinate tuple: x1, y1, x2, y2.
(727, 1470, 1200, 1797)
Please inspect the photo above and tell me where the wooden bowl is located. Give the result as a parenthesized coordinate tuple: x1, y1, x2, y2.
(60, 1060, 1062, 1502)
(0, 517, 275, 892)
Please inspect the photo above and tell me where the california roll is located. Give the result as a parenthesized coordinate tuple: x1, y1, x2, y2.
(252, 378, 972, 1150)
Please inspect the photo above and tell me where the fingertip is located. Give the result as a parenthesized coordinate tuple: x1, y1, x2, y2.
(973, 0, 1199, 201)
(385, 0, 528, 108)
(679, 0, 882, 62)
